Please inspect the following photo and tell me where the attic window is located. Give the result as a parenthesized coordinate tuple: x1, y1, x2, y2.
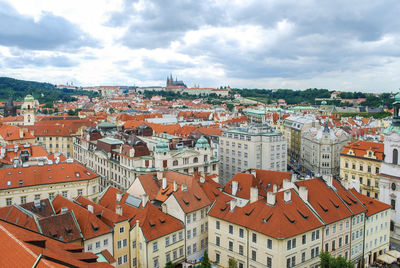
(213, 191, 219, 197)
(330, 199, 340, 209)
(262, 213, 273, 223)
(318, 203, 328, 213)
(49, 176, 52, 179)
(284, 213, 296, 224)
(297, 209, 309, 219)
(159, 217, 166, 224)
(91, 222, 99, 232)
(19, 180, 23, 185)
(48, 168, 51, 171)
(75, 172, 80, 177)
(7, 181, 11, 186)
(194, 194, 201, 201)
(18, 172, 21, 174)
(220, 204, 228, 212)
(182, 198, 189, 205)
(245, 207, 255, 216)
(7, 172, 11, 175)
(149, 219, 156, 228)
(348, 196, 357, 204)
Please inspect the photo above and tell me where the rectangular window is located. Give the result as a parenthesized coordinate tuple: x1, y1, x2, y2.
(6, 198, 12, 206)
(229, 241, 233, 251)
(20, 196, 26, 204)
(267, 239, 272, 249)
(179, 247, 183, 257)
(302, 252, 306, 262)
(239, 228, 244, 238)
(229, 225, 233, 234)
(179, 231, 183, 240)
(34, 194, 41, 200)
(251, 250, 256, 261)
(216, 253, 220, 263)
(267, 257, 272, 268)
(165, 237, 170, 246)
(302, 234, 306, 245)
(120, 227, 124, 233)
(153, 242, 158, 252)
(239, 244, 244, 255)
(96, 241, 100, 249)
(252, 233, 257, 243)
(216, 236, 220, 246)
(216, 220, 220, 230)
(187, 230, 191, 239)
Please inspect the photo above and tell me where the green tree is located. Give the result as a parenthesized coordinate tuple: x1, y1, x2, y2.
(228, 258, 238, 268)
(165, 261, 174, 268)
(320, 251, 353, 268)
(199, 250, 211, 268)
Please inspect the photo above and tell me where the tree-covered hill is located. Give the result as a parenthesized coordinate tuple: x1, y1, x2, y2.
(0, 77, 98, 104)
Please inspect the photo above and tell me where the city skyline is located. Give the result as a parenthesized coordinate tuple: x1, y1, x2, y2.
(1, 0, 400, 92)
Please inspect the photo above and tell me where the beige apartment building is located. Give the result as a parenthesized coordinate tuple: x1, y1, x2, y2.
(99, 186, 186, 268)
(219, 125, 287, 185)
(341, 140, 384, 199)
(0, 161, 101, 207)
(208, 189, 323, 268)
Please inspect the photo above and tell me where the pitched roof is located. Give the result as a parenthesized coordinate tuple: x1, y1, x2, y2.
(209, 189, 323, 239)
(341, 140, 384, 161)
(38, 212, 82, 242)
(0, 125, 34, 141)
(75, 196, 129, 227)
(52, 195, 112, 240)
(0, 162, 99, 190)
(0, 205, 39, 232)
(349, 189, 391, 216)
(0, 144, 49, 165)
(99, 186, 184, 242)
(296, 178, 353, 224)
(0, 220, 111, 267)
(332, 179, 366, 215)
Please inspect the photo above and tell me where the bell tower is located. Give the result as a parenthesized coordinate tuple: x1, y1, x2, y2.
(22, 94, 36, 126)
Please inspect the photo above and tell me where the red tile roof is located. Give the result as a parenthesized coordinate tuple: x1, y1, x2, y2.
(0, 220, 112, 267)
(0, 125, 35, 141)
(0, 144, 49, 165)
(0, 205, 39, 232)
(296, 178, 354, 224)
(38, 212, 82, 242)
(209, 189, 323, 239)
(52, 195, 112, 240)
(341, 140, 384, 161)
(332, 180, 366, 215)
(99, 186, 184, 242)
(350, 189, 391, 216)
(0, 162, 99, 190)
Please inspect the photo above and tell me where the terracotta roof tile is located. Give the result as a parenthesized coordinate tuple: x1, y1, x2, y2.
(341, 140, 384, 161)
(350, 189, 391, 216)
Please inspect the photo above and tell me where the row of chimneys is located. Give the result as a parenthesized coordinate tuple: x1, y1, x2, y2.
(229, 174, 337, 211)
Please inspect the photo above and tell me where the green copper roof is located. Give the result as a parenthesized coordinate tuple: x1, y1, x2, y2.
(394, 92, 400, 105)
(155, 141, 170, 153)
(384, 125, 400, 134)
(195, 136, 210, 148)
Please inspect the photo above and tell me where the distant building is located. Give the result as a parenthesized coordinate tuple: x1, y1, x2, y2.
(219, 124, 287, 185)
(166, 74, 187, 88)
(301, 123, 351, 177)
(3, 96, 17, 117)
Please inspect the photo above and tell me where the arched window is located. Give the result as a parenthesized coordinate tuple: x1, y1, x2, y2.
(393, 149, 398, 165)
(193, 157, 198, 163)
(173, 160, 178, 166)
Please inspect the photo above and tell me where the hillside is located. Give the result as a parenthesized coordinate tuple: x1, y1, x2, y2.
(0, 77, 98, 104)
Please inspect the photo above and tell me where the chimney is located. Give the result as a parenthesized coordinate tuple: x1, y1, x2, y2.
(87, 205, 94, 213)
(0, 146, 5, 159)
(272, 184, 278, 193)
(230, 199, 237, 211)
(250, 169, 256, 177)
(199, 176, 205, 184)
(162, 177, 167, 190)
(232, 181, 238, 196)
(250, 187, 258, 203)
(267, 192, 276, 206)
(157, 171, 163, 181)
(211, 176, 219, 184)
(116, 205, 123, 216)
(298, 186, 308, 202)
(284, 190, 292, 202)
(19, 128, 24, 139)
(283, 179, 291, 190)
(291, 173, 297, 182)
(323, 175, 333, 187)
(116, 192, 122, 202)
(181, 184, 187, 192)
(173, 181, 177, 192)
(142, 194, 149, 206)
(161, 203, 167, 213)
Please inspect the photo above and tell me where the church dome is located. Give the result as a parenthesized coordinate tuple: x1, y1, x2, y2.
(24, 94, 35, 102)
(394, 92, 400, 104)
(321, 100, 327, 105)
(195, 136, 210, 148)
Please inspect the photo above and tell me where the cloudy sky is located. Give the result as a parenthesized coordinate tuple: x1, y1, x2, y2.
(1, 0, 400, 91)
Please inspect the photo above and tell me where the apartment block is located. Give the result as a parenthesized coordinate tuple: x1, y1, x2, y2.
(219, 125, 287, 185)
(340, 140, 383, 199)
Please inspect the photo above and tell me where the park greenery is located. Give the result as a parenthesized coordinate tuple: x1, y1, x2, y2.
(0, 77, 99, 105)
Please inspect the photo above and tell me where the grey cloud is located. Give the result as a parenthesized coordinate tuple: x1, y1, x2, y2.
(5, 54, 78, 69)
(0, 2, 96, 50)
